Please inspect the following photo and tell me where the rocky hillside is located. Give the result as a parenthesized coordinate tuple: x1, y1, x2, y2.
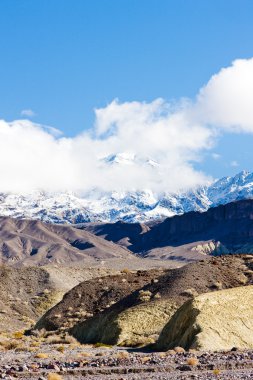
(34, 269, 164, 332)
(0, 265, 118, 332)
(34, 255, 253, 346)
(157, 285, 253, 352)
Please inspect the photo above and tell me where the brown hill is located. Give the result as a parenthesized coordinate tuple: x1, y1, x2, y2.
(33, 269, 164, 332)
(0, 216, 133, 266)
(0, 264, 119, 332)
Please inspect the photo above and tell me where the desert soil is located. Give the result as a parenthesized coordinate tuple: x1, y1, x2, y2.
(0, 345, 252, 379)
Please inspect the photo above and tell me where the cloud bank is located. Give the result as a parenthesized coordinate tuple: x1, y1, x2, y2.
(1, 58, 253, 194)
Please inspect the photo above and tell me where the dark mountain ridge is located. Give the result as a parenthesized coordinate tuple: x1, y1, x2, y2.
(82, 199, 253, 259)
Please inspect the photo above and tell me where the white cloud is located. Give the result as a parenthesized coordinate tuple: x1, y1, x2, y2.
(230, 160, 239, 167)
(0, 106, 213, 193)
(1, 57, 253, 194)
(20, 109, 36, 117)
(211, 153, 221, 160)
(192, 58, 253, 132)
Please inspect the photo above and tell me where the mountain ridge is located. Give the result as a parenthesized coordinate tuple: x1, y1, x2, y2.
(0, 170, 252, 224)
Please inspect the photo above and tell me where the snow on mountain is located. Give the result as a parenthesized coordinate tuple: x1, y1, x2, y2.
(0, 157, 253, 224)
(101, 152, 160, 168)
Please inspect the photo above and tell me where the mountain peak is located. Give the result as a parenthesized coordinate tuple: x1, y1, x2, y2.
(102, 152, 159, 168)
(102, 152, 136, 165)
(0, 170, 252, 224)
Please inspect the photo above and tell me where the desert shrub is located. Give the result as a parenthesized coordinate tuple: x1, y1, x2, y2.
(166, 349, 176, 355)
(15, 345, 28, 352)
(48, 374, 63, 380)
(13, 331, 24, 339)
(114, 351, 129, 360)
(30, 341, 41, 347)
(0, 340, 20, 350)
(187, 357, 199, 366)
(174, 346, 185, 353)
(120, 336, 155, 348)
(62, 334, 78, 344)
(46, 335, 64, 344)
(35, 352, 49, 359)
(79, 352, 91, 357)
(138, 290, 152, 302)
(153, 292, 161, 299)
(122, 268, 131, 274)
(94, 342, 113, 348)
(213, 369, 221, 375)
(141, 356, 151, 363)
(46, 333, 78, 345)
(56, 345, 65, 353)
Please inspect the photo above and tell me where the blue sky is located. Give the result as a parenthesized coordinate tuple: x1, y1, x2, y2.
(1, 0, 253, 188)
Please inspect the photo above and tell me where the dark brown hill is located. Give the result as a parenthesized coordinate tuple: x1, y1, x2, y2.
(33, 269, 164, 332)
(82, 199, 253, 260)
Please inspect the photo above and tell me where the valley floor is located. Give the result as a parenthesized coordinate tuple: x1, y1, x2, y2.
(0, 344, 252, 379)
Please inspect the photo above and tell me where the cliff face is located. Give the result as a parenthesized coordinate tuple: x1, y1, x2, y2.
(142, 199, 253, 253)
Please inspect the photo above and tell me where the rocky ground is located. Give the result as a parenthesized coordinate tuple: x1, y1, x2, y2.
(0, 341, 252, 379)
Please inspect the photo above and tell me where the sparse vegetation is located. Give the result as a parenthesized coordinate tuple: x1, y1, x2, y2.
(56, 345, 65, 353)
(35, 352, 49, 359)
(138, 290, 152, 302)
(13, 331, 24, 339)
(79, 351, 91, 357)
(174, 346, 185, 353)
(166, 349, 176, 355)
(114, 350, 129, 360)
(187, 357, 199, 366)
(47, 374, 63, 380)
(122, 268, 131, 274)
(94, 342, 113, 348)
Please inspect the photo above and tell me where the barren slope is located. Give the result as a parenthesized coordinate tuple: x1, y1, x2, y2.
(0, 217, 132, 266)
(0, 265, 119, 332)
(70, 255, 253, 345)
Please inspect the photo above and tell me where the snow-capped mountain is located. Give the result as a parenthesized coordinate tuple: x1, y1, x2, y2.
(0, 170, 253, 224)
(101, 152, 160, 168)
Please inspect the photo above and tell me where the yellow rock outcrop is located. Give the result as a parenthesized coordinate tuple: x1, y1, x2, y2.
(157, 285, 253, 352)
